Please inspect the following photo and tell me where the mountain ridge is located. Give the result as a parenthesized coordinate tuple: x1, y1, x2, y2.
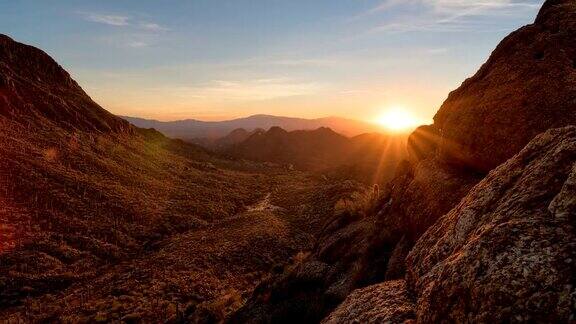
(123, 114, 384, 141)
(0, 34, 131, 133)
(224, 126, 407, 184)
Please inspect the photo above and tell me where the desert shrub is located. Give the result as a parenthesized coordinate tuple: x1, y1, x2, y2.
(188, 289, 242, 323)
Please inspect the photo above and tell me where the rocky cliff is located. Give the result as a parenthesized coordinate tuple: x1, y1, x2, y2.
(231, 0, 576, 322)
(433, 0, 576, 172)
(328, 126, 576, 323)
(406, 126, 575, 323)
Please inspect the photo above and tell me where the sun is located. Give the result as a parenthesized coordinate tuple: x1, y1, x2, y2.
(376, 107, 419, 133)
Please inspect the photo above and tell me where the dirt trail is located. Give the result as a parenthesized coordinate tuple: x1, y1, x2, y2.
(0, 174, 356, 322)
(246, 193, 284, 213)
(1, 187, 311, 322)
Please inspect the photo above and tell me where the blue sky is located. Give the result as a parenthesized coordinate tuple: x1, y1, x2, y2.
(0, 0, 542, 123)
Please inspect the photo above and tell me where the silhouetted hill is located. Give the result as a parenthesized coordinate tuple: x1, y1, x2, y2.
(191, 127, 265, 150)
(215, 128, 257, 147)
(226, 127, 407, 184)
(123, 114, 382, 142)
(232, 1, 576, 322)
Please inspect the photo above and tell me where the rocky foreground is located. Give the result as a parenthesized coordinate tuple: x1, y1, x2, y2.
(328, 126, 576, 323)
(232, 0, 576, 322)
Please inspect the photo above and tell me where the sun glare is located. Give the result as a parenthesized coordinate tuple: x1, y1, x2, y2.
(376, 107, 419, 133)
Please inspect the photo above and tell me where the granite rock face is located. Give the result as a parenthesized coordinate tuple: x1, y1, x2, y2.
(433, 0, 576, 172)
(407, 126, 576, 323)
(321, 280, 415, 324)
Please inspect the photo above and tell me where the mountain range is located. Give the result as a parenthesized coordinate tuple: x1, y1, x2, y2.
(0, 0, 575, 322)
(123, 114, 383, 142)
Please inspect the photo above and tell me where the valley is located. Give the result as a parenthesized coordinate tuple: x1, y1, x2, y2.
(0, 34, 369, 322)
(1, 0, 575, 323)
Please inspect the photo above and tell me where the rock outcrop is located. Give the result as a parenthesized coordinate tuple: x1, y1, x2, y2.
(433, 0, 576, 172)
(231, 0, 576, 322)
(321, 280, 415, 324)
(406, 126, 576, 323)
(0, 34, 131, 133)
(324, 126, 576, 323)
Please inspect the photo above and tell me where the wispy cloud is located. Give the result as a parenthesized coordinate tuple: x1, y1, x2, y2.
(80, 12, 170, 48)
(126, 41, 149, 48)
(85, 13, 130, 26)
(81, 12, 169, 32)
(152, 78, 327, 102)
(358, 0, 541, 34)
(140, 22, 170, 32)
(369, 0, 540, 15)
(366, 0, 407, 15)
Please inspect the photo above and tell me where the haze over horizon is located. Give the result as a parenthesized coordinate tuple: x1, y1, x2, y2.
(1, 0, 575, 322)
(0, 0, 542, 124)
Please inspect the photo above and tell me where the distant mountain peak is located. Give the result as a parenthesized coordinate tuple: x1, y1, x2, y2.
(267, 126, 288, 134)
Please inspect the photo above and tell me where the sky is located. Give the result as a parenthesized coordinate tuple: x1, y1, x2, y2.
(0, 0, 543, 124)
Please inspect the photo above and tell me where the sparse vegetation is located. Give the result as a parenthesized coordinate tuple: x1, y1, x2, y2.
(0, 34, 374, 321)
(0, 112, 367, 322)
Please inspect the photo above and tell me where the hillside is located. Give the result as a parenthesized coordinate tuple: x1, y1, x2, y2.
(124, 114, 383, 142)
(0, 34, 367, 322)
(225, 127, 407, 184)
(0, 35, 130, 133)
(231, 0, 576, 322)
(213, 128, 264, 149)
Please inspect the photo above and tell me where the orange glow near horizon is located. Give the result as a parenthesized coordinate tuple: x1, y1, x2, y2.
(376, 107, 420, 133)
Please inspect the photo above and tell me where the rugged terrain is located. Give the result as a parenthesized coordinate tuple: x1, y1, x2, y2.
(0, 34, 368, 322)
(1, 0, 575, 322)
(232, 1, 576, 322)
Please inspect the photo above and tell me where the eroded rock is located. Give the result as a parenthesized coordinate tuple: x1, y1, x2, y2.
(406, 126, 576, 323)
(322, 280, 415, 324)
(434, 0, 576, 172)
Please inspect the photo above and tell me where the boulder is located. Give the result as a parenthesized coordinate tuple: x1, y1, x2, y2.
(406, 126, 576, 323)
(321, 280, 415, 324)
(433, 0, 576, 172)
